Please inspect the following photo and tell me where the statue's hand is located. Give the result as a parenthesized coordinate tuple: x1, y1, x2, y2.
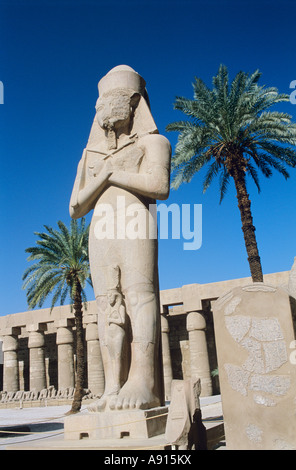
(97, 159, 113, 181)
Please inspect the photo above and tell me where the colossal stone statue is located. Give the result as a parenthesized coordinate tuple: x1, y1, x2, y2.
(69, 65, 171, 411)
(289, 257, 296, 300)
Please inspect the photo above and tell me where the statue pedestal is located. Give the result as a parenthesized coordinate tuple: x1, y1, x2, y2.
(64, 406, 168, 440)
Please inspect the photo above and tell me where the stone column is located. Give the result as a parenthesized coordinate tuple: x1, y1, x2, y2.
(186, 311, 212, 397)
(56, 320, 75, 390)
(2, 328, 21, 392)
(27, 324, 47, 392)
(85, 316, 105, 396)
(161, 314, 173, 401)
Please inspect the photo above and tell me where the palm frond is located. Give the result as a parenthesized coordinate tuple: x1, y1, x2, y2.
(219, 168, 231, 203)
(166, 64, 296, 201)
(22, 218, 91, 311)
(203, 160, 221, 193)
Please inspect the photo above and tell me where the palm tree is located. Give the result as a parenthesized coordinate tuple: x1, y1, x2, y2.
(166, 65, 296, 282)
(22, 218, 91, 414)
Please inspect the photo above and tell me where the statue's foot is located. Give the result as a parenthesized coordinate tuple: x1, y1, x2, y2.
(109, 379, 160, 410)
(87, 396, 107, 412)
(87, 386, 120, 412)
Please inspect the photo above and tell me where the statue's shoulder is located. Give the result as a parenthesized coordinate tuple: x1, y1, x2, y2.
(137, 132, 171, 150)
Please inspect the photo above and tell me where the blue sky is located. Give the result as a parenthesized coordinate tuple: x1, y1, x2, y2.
(1, 0, 296, 316)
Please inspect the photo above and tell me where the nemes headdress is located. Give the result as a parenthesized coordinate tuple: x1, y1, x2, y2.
(86, 65, 158, 149)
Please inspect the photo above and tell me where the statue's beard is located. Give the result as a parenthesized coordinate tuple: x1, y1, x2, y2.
(103, 114, 131, 150)
(106, 127, 117, 150)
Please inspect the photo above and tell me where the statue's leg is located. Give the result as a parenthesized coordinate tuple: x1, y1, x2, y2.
(109, 238, 163, 410)
(106, 322, 126, 395)
(109, 286, 161, 410)
(88, 235, 128, 410)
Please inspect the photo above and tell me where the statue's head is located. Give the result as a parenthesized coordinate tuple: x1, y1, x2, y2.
(95, 88, 140, 133)
(87, 65, 158, 149)
(107, 289, 122, 306)
(96, 65, 146, 134)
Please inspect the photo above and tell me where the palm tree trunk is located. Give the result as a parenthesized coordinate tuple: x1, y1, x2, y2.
(231, 164, 264, 283)
(69, 280, 85, 414)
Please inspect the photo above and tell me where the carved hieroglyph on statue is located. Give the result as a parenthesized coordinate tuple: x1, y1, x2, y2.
(69, 65, 171, 412)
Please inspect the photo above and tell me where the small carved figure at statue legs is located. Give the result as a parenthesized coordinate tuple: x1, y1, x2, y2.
(109, 285, 161, 410)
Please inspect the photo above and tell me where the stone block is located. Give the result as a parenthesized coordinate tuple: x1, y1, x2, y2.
(64, 406, 168, 440)
(165, 379, 207, 450)
(213, 283, 296, 450)
(181, 284, 202, 312)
